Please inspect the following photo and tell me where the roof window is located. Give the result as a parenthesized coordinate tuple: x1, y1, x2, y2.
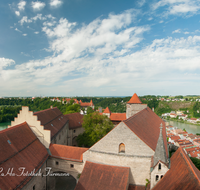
(7, 140, 11, 145)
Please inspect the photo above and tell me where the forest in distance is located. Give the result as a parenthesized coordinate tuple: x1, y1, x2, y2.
(1, 95, 200, 123)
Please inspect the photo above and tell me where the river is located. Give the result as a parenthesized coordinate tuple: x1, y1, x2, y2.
(167, 120, 200, 134)
(0, 122, 10, 131)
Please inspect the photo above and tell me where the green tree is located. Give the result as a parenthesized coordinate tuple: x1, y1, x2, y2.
(77, 112, 114, 147)
(190, 157, 200, 170)
(87, 107, 94, 114)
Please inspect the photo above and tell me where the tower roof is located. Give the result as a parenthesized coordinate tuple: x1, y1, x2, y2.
(127, 93, 142, 104)
(103, 107, 111, 114)
(153, 123, 168, 166)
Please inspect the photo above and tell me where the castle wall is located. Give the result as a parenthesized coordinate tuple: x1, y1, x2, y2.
(22, 162, 47, 190)
(68, 127, 84, 146)
(126, 104, 147, 118)
(83, 122, 154, 185)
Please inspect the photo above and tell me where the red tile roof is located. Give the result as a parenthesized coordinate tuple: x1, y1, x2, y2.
(124, 107, 168, 157)
(34, 107, 68, 139)
(75, 161, 129, 190)
(170, 136, 180, 141)
(0, 122, 48, 190)
(64, 112, 83, 129)
(127, 93, 142, 104)
(80, 100, 94, 107)
(110, 113, 126, 121)
(152, 148, 200, 190)
(49, 144, 88, 162)
(103, 107, 111, 114)
(128, 185, 146, 190)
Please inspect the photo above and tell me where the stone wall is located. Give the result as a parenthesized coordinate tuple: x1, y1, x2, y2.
(150, 162, 169, 189)
(22, 162, 47, 190)
(68, 127, 84, 146)
(51, 123, 69, 145)
(126, 104, 147, 118)
(46, 157, 84, 190)
(83, 122, 154, 185)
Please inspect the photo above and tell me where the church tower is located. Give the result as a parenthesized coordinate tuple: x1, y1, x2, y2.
(151, 123, 169, 189)
(126, 93, 147, 118)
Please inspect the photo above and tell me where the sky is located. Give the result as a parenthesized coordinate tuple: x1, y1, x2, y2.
(1, 0, 200, 97)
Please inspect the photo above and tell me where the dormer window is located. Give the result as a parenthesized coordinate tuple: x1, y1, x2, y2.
(158, 163, 161, 170)
(119, 143, 125, 153)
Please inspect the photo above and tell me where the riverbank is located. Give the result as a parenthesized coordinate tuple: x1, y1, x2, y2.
(0, 121, 10, 131)
(166, 120, 200, 134)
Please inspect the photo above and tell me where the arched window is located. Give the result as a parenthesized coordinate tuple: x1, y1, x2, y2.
(161, 175, 163, 179)
(155, 175, 159, 181)
(158, 163, 161, 170)
(119, 143, 125, 153)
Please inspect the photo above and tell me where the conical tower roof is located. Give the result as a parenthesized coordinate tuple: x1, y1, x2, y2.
(127, 93, 142, 104)
(154, 123, 167, 166)
(103, 107, 111, 114)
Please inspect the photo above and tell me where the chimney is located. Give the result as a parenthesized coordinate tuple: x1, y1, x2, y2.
(50, 106, 53, 109)
(99, 107, 102, 113)
(152, 107, 154, 112)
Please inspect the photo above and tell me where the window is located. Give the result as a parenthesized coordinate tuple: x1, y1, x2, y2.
(73, 130, 76, 133)
(155, 175, 159, 181)
(158, 163, 161, 170)
(33, 185, 35, 190)
(119, 143, 125, 153)
(56, 161, 59, 165)
(161, 175, 163, 179)
(70, 164, 74, 168)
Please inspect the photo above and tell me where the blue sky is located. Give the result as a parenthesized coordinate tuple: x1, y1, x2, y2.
(1, 0, 200, 97)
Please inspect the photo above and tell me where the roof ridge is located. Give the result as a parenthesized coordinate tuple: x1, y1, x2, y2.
(33, 107, 58, 114)
(124, 107, 149, 122)
(0, 121, 27, 134)
(180, 147, 200, 181)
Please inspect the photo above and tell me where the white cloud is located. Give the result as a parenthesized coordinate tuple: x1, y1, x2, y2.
(23, 33, 27, 36)
(34, 31, 39, 34)
(15, 11, 20, 16)
(172, 29, 181, 33)
(148, 17, 153, 21)
(31, 1, 46, 11)
(152, 0, 200, 16)
(50, 0, 62, 8)
(138, 0, 146, 7)
(15, 28, 22, 32)
(18, 0, 26, 11)
(0, 58, 15, 70)
(19, 16, 32, 25)
(3, 9, 200, 96)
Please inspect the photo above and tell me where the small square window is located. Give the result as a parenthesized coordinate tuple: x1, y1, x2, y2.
(73, 130, 76, 133)
(56, 161, 59, 165)
(70, 164, 74, 168)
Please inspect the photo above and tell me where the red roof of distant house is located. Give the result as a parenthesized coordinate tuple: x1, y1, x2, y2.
(0, 122, 48, 190)
(190, 150, 200, 158)
(103, 107, 111, 114)
(152, 148, 200, 190)
(50, 144, 88, 162)
(124, 107, 168, 157)
(170, 136, 181, 141)
(75, 161, 129, 190)
(65, 112, 83, 129)
(127, 93, 142, 104)
(34, 107, 68, 139)
(110, 113, 126, 121)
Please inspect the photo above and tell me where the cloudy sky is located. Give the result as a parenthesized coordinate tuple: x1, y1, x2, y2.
(1, 0, 200, 97)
